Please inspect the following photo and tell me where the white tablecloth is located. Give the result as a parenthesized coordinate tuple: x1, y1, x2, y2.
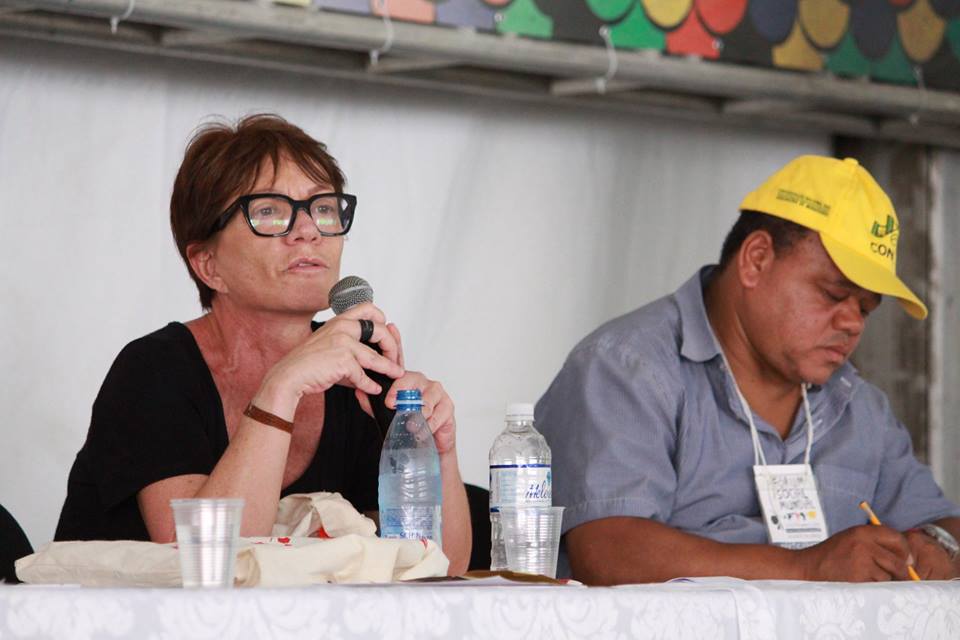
(2, 578, 958, 639)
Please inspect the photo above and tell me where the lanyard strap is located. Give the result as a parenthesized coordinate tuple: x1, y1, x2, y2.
(718, 352, 815, 467)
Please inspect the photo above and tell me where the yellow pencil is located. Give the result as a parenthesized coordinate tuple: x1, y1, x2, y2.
(859, 500, 921, 581)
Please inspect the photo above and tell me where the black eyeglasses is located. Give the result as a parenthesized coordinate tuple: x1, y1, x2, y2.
(211, 192, 357, 238)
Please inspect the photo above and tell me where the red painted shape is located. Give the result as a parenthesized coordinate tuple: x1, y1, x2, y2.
(696, 0, 748, 35)
(373, 0, 436, 23)
(667, 11, 720, 58)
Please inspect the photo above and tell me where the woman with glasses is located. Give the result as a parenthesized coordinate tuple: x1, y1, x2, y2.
(55, 114, 471, 575)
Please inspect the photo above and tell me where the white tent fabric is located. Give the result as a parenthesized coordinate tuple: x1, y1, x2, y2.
(0, 38, 828, 547)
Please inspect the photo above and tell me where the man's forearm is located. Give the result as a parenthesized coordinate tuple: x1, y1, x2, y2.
(567, 515, 919, 584)
(566, 516, 802, 585)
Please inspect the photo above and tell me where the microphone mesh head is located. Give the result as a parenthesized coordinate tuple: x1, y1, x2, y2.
(329, 275, 373, 314)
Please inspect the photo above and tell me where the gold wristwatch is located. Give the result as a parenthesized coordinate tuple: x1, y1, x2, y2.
(920, 523, 960, 560)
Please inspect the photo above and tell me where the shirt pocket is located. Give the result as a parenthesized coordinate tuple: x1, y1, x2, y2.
(815, 463, 878, 533)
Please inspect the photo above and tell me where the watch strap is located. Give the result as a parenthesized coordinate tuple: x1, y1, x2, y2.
(920, 523, 960, 560)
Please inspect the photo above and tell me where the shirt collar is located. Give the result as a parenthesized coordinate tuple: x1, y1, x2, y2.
(676, 265, 723, 364)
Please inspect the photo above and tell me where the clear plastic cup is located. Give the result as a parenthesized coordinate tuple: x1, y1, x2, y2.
(170, 498, 244, 588)
(499, 506, 564, 578)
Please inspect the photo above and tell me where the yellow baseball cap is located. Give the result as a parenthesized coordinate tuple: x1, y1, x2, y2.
(739, 155, 927, 319)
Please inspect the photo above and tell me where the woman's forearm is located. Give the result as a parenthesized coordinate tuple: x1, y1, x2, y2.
(439, 450, 471, 575)
(195, 415, 292, 536)
(139, 382, 296, 542)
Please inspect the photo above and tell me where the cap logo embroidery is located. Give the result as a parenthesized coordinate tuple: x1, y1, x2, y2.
(870, 241, 895, 261)
(870, 215, 898, 239)
(775, 189, 830, 215)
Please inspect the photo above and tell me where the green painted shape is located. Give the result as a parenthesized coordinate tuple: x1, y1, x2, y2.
(948, 19, 960, 60)
(826, 32, 870, 78)
(586, 0, 635, 22)
(496, 0, 553, 39)
(609, 2, 665, 50)
(871, 36, 916, 85)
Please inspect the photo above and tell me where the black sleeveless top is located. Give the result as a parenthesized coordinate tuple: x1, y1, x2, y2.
(55, 322, 382, 541)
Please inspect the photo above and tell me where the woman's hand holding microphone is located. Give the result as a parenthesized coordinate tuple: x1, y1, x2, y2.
(253, 302, 404, 421)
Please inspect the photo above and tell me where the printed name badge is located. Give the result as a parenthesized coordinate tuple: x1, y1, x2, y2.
(753, 464, 828, 548)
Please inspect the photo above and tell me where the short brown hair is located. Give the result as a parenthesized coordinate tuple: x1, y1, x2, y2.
(170, 113, 346, 308)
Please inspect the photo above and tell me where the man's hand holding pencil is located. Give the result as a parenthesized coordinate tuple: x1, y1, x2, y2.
(791, 521, 916, 582)
(903, 528, 959, 580)
(792, 501, 959, 582)
(859, 501, 921, 581)
(860, 501, 959, 580)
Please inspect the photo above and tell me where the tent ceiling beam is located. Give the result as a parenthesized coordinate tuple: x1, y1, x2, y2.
(550, 77, 647, 98)
(722, 99, 811, 117)
(365, 55, 462, 75)
(160, 28, 242, 48)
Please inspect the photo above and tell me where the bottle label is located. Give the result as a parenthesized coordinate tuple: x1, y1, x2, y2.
(379, 505, 442, 544)
(489, 464, 552, 510)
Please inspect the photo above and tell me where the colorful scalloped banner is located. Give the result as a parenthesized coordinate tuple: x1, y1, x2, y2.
(303, 0, 960, 90)
(798, 0, 849, 49)
(696, 0, 748, 35)
(898, 0, 947, 63)
(667, 8, 719, 57)
(643, 0, 693, 29)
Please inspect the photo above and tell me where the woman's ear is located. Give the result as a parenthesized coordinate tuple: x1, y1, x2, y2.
(186, 241, 228, 295)
(736, 230, 775, 289)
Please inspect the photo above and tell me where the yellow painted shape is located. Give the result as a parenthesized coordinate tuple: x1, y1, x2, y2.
(642, 0, 693, 30)
(773, 20, 824, 71)
(798, 0, 850, 49)
(897, 0, 946, 63)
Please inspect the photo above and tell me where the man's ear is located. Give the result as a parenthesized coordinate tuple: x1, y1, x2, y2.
(186, 241, 228, 295)
(736, 230, 775, 290)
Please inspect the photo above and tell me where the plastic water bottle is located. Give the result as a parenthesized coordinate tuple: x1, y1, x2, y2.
(489, 402, 552, 571)
(378, 389, 442, 544)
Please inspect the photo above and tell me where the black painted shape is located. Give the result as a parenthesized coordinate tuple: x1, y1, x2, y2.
(920, 39, 960, 91)
(932, 0, 960, 19)
(718, 12, 773, 68)
(534, 0, 606, 45)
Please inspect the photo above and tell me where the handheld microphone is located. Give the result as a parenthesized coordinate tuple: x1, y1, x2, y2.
(328, 275, 395, 437)
(329, 275, 374, 315)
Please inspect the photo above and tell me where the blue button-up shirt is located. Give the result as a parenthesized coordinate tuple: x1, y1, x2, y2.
(537, 267, 960, 549)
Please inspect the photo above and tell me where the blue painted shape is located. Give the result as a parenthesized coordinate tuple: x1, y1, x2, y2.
(436, 0, 498, 30)
(850, 0, 896, 61)
(748, 0, 797, 44)
(313, 0, 371, 14)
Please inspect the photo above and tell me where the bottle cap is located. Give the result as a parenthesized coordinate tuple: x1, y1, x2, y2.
(396, 389, 422, 404)
(505, 402, 534, 420)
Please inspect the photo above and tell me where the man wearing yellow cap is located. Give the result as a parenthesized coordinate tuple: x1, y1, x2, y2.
(537, 155, 960, 583)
